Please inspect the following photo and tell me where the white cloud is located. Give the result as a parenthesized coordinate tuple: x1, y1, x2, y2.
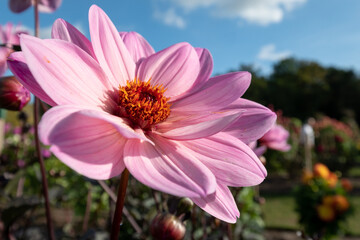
(169, 0, 218, 11)
(257, 44, 291, 61)
(154, 8, 186, 29)
(169, 0, 307, 25)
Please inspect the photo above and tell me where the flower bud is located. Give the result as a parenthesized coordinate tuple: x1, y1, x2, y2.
(0, 76, 30, 111)
(150, 213, 186, 240)
(176, 197, 193, 217)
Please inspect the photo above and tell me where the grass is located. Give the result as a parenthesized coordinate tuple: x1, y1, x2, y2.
(261, 194, 360, 236)
(348, 167, 360, 178)
(261, 195, 299, 230)
(4, 104, 34, 126)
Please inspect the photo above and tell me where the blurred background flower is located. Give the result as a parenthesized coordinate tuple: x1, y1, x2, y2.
(8, 0, 62, 13)
(0, 23, 27, 77)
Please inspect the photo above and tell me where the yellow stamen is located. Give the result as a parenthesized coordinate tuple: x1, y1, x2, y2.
(118, 78, 171, 129)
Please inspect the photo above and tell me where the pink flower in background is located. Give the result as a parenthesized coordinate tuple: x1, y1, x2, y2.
(9, 0, 62, 13)
(4, 123, 12, 133)
(0, 23, 27, 77)
(0, 48, 8, 77)
(8, 5, 276, 223)
(13, 126, 21, 135)
(42, 149, 52, 158)
(17, 159, 26, 168)
(254, 124, 291, 156)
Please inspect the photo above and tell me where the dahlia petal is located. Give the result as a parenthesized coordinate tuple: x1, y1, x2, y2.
(224, 98, 277, 144)
(266, 141, 291, 152)
(156, 107, 242, 134)
(192, 184, 239, 223)
(171, 72, 251, 112)
(52, 19, 95, 58)
(124, 135, 216, 198)
(0, 24, 10, 43)
(89, 5, 135, 87)
(8, 0, 32, 13)
(253, 145, 267, 157)
(157, 112, 241, 140)
(7, 52, 57, 106)
(137, 42, 200, 99)
(120, 32, 155, 63)
(0, 48, 9, 76)
(20, 35, 111, 107)
(38, 106, 151, 179)
(39, 106, 125, 179)
(182, 132, 267, 186)
(0, 23, 24, 45)
(260, 124, 291, 151)
(0, 25, 5, 43)
(39, 105, 151, 145)
(38, 0, 62, 13)
(195, 48, 213, 85)
(50, 145, 125, 180)
(184, 47, 213, 95)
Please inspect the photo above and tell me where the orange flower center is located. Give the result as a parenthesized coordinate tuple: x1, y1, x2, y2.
(118, 79, 171, 129)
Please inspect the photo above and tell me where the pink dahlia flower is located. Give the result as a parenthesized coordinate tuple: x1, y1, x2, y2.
(254, 124, 291, 156)
(8, 5, 276, 223)
(0, 23, 27, 77)
(9, 0, 62, 13)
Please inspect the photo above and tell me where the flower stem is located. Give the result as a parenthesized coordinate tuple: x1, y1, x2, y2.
(34, 98, 55, 240)
(110, 169, 130, 240)
(151, 189, 161, 212)
(33, 1, 55, 239)
(227, 223, 233, 240)
(34, 0, 39, 37)
(97, 180, 143, 235)
(82, 184, 93, 233)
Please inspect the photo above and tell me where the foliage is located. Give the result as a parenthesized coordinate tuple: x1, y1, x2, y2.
(241, 58, 360, 123)
(234, 187, 265, 240)
(294, 164, 353, 240)
(1, 112, 36, 181)
(313, 116, 360, 174)
(262, 113, 360, 177)
(262, 113, 304, 177)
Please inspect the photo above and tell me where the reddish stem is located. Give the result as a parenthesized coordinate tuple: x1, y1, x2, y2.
(34, 98, 55, 240)
(82, 184, 93, 233)
(110, 169, 130, 240)
(97, 180, 143, 235)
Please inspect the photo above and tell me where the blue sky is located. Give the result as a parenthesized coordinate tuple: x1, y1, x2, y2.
(1, 0, 360, 76)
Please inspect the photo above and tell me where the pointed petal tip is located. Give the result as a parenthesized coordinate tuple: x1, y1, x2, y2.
(172, 42, 193, 51)
(53, 18, 66, 25)
(252, 170, 267, 186)
(203, 182, 217, 198)
(89, 4, 103, 15)
(89, 4, 100, 10)
(223, 217, 237, 224)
